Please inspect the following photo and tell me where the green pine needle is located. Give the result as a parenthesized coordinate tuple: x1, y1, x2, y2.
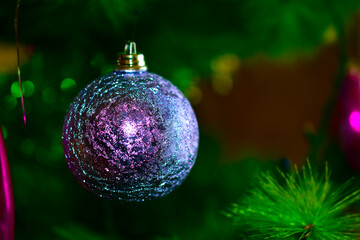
(227, 161, 360, 239)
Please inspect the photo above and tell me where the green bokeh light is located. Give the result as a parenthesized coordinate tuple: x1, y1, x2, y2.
(50, 144, 65, 163)
(42, 87, 57, 103)
(11, 82, 22, 98)
(10, 81, 35, 98)
(60, 78, 76, 91)
(23, 81, 35, 97)
(4, 94, 17, 109)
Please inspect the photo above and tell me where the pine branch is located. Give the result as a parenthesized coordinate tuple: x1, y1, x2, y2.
(226, 162, 360, 239)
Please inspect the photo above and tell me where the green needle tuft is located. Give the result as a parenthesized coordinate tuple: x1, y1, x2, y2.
(227, 161, 360, 239)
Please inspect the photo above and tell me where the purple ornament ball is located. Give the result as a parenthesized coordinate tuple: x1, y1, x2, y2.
(62, 71, 199, 201)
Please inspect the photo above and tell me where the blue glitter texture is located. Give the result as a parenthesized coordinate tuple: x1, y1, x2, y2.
(62, 71, 199, 201)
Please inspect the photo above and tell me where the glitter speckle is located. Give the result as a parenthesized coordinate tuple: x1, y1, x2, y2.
(62, 71, 199, 201)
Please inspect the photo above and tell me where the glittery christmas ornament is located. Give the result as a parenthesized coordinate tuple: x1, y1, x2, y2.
(62, 42, 199, 201)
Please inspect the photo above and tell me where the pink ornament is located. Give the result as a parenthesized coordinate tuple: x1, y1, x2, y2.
(349, 111, 360, 132)
(0, 125, 14, 240)
(337, 68, 360, 170)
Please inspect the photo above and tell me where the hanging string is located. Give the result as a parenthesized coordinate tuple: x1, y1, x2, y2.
(14, 0, 26, 129)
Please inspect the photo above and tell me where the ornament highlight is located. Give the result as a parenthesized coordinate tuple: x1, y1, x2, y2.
(62, 42, 199, 201)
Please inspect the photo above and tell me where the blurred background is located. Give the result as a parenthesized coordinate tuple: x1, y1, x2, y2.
(2, 0, 360, 239)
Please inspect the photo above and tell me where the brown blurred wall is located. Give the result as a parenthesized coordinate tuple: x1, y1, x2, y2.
(195, 45, 338, 165)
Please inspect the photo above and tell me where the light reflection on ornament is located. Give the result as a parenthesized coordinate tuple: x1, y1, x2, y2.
(122, 120, 138, 137)
(349, 111, 360, 132)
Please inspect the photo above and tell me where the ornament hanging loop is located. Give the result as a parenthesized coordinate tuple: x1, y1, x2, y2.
(125, 41, 136, 54)
(116, 41, 147, 72)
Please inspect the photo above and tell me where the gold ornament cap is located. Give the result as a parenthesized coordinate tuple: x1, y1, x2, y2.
(116, 41, 147, 71)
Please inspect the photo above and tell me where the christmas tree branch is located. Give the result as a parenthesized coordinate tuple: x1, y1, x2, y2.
(308, 6, 348, 166)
